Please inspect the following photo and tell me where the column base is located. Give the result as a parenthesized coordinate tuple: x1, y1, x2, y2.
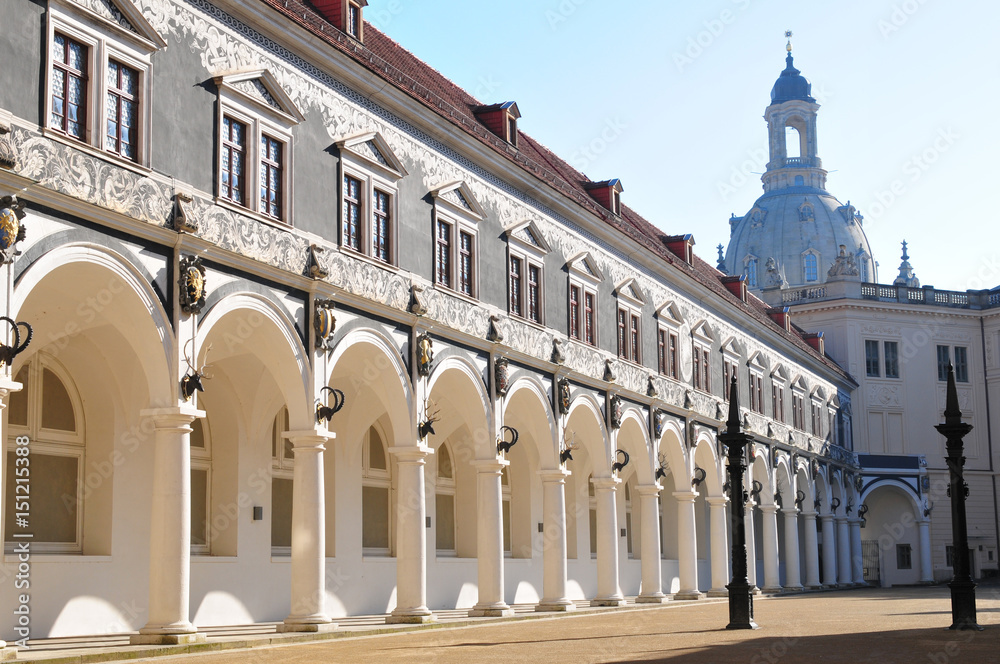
(535, 599, 576, 612)
(386, 608, 435, 624)
(0, 647, 15, 662)
(468, 603, 514, 618)
(591, 597, 626, 607)
(277, 621, 337, 633)
(706, 588, 729, 598)
(636, 593, 669, 604)
(805, 583, 823, 590)
(130, 631, 207, 646)
(783, 584, 805, 592)
(761, 586, 783, 594)
(750, 586, 762, 595)
(672, 591, 705, 601)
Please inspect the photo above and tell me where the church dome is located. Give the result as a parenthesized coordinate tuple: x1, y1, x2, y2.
(770, 53, 815, 104)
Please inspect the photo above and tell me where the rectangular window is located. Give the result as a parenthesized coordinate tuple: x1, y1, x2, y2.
(773, 385, 785, 423)
(459, 231, 474, 296)
(811, 403, 821, 435)
(694, 345, 710, 391)
(435, 220, 451, 288)
(668, 332, 678, 379)
(362, 485, 390, 550)
(436, 493, 456, 552)
(792, 394, 805, 430)
(527, 264, 541, 323)
(630, 313, 640, 363)
(865, 340, 881, 377)
(51, 33, 88, 140)
(270, 477, 293, 551)
(937, 345, 950, 382)
(701, 348, 711, 392)
(106, 59, 138, 161)
(750, 373, 764, 414)
(372, 189, 391, 262)
(191, 468, 209, 551)
(884, 341, 899, 379)
(657, 329, 666, 375)
(896, 543, 912, 570)
(617, 308, 628, 359)
(221, 116, 247, 206)
(954, 346, 969, 383)
(569, 285, 581, 340)
(509, 255, 522, 316)
(723, 359, 738, 401)
(584, 292, 596, 346)
(5, 452, 80, 547)
(259, 135, 282, 220)
(347, 2, 361, 38)
(343, 174, 362, 251)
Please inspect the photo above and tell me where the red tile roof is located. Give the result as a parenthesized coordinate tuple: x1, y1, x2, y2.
(258, 0, 852, 382)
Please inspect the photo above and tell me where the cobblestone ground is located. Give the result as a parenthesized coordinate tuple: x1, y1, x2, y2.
(150, 585, 1000, 664)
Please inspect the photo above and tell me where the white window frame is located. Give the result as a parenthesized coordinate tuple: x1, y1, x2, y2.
(505, 220, 550, 325)
(567, 252, 603, 347)
(337, 132, 407, 266)
(802, 249, 821, 283)
(270, 406, 293, 557)
(189, 417, 212, 556)
(721, 338, 741, 402)
(790, 376, 807, 431)
(215, 71, 303, 226)
(435, 442, 456, 556)
(748, 353, 766, 415)
(362, 425, 393, 557)
(45, 0, 163, 169)
(431, 182, 483, 300)
(615, 279, 645, 365)
(691, 321, 715, 394)
(5, 355, 86, 554)
(656, 302, 684, 381)
(770, 365, 788, 425)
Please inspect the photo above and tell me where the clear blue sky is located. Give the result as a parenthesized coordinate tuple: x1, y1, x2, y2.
(374, 0, 999, 291)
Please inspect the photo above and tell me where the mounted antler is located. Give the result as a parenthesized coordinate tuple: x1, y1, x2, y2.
(0, 317, 32, 368)
(418, 400, 441, 440)
(497, 425, 519, 455)
(611, 449, 630, 474)
(691, 465, 707, 488)
(316, 386, 346, 425)
(180, 340, 212, 401)
(560, 431, 578, 465)
(655, 451, 668, 481)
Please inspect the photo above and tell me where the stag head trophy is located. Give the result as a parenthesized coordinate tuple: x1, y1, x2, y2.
(560, 430, 578, 465)
(418, 399, 440, 440)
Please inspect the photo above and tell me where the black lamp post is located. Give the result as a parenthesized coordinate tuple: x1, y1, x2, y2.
(935, 363, 981, 631)
(721, 374, 758, 629)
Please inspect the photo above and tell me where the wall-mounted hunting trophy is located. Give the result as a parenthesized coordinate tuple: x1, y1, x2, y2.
(178, 255, 207, 315)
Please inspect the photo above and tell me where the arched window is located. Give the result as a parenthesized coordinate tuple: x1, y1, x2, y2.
(794, 175, 804, 186)
(624, 478, 634, 558)
(785, 125, 802, 159)
(501, 465, 512, 556)
(803, 253, 818, 282)
(4, 357, 84, 553)
(744, 256, 758, 288)
(435, 443, 456, 555)
(588, 474, 597, 558)
(190, 417, 211, 555)
(270, 406, 292, 556)
(362, 425, 391, 555)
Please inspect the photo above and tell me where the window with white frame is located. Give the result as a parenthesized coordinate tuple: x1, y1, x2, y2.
(568, 252, 603, 347)
(749, 367, 765, 415)
(506, 220, 550, 324)
(791, 386, 806, 431)
(435, 443, 456, 555)
(771, 366, 788, 424)
(189, 417, 211, 555)
(588, 474, 597, 558)
(656, 303, 683, 380)
(270, 406, 293, 556)
(624, 476, 635, 558)
(501, 465, 512, 556)
(691, 323, 714, 394)
(337, 132, 407, 265)
(45, 0, 164, 165)
(744, 255, 759, 289)
(615, 280, 644, 364)
(937, 345, 969, 383)
(802, 250, 820, 283)
(4, 358, 85, 553)
(362, 425, 392, 555)
(810, 397, 823, 437)
(722, 342, 740, 401)
(215, 70, 304, 224)
(431, 182, 483, 299)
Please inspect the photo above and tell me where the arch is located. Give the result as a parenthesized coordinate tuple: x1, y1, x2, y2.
(692, 430, 722, 497)
(196, 292, 312, 429)
(654, 417, 688, 490)
(565, 392, 612, 476)
(774, 454, 794, 504)
(616, 406, 653, 484)
(750, 452, 775, 505)
(11, 242, 173, 406)
(503, 374, 558, 469)
(814, 467, 832, 514)
(860, 479, 922, 515)
(427, 354, 492, 458)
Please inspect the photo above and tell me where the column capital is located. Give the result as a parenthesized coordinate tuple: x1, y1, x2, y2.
(759, 503, 779, 515)
(800, 510, 818, 519)
(707, 496, 729, 507)
(0, 376, 23, 408)
(283, 430, 331, 452)
(592, 476, 621, 491)
(672, 490, 698, 502)
(820, 513, 835, 522)
(473, 458, 509, 473)
(141, 405, 205, 429)
(636, 483, 663, 497)
(538, 468, 571, 483)
(781, 507, 800, 517)
(389, 444, 434, 463)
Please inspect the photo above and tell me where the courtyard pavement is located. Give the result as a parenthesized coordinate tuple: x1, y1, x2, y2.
(14, 584, 1000, 664)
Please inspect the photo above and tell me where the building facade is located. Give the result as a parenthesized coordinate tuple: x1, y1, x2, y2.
(1, 0, 865, 649)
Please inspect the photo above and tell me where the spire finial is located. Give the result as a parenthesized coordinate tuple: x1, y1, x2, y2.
(716, 244, 726, 272)
(901, 239, 909, 261)
(785, 30, 793, 53)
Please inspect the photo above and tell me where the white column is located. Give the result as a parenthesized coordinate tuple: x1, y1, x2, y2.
(636, 484, 667, 603)
(782, 508, 803, 590)
(850, 519, 865, 585)
(387, 445, 435, 624)
(821, 515, 838, 587)
(836, 517, 852, 587)
(0, 377, 22, 658)
(470, 459, 513, 617)
(707, 497, 730, 597)
(745, 501, 758, 591)
(536, 469, 574, 611)
(673, 491, 703, 600)
(760, 504, 782, 593)
(279, 431, 334, 632)
(592, 478, 625, 606)
(918, 520, 934, 583)
(132, 406, 205, 645)
(801, 511, 822, 588)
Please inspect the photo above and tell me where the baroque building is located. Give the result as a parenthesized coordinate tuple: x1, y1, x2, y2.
(723, 41, 1000, 588)
(2, 0, 870, 650)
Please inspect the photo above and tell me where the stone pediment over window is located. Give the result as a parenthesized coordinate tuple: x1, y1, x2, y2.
(215, 70, 305, 124)
(790, 375, 808, 393)
(614, 278, 645, 306)
(68, 0, 167, 48)
(746, 205, 768, 229)
(337, 131, 408, 180)
(656, 301, 684, 327)
(720, 336, 742, 358)
(566, 251, 604, 283)
(691, 320, 715, 343)
(431, 181, 485, 221)
(771, 363, 789, 382)
(748, 351, 768, 372)
(504, 219, 550, 253)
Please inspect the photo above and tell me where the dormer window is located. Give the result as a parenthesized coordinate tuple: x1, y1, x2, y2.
(664, 234, 695, 265)
(347, 1, 362, 38)
(473, 101, 520, 147)
(310, 1, 367, 42)
(585, 179, 623, 215)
